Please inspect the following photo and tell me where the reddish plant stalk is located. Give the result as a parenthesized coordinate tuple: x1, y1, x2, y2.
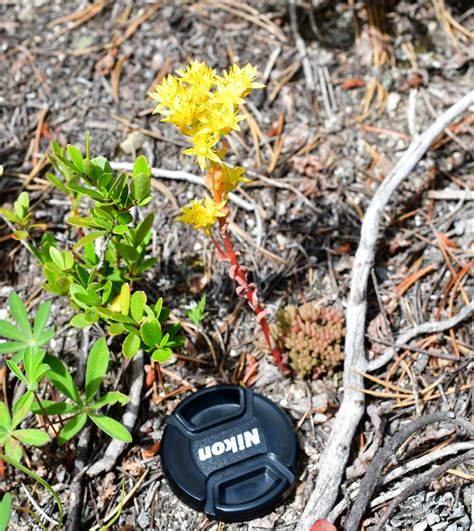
(206, 167, 287, 372)
(211, 214, 287, 373)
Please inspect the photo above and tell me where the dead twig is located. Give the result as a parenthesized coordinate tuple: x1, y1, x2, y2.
(296, 90, 474, 530)
(328, 440, 474, 522)
(345, 412, 473, 530)
(374, 449, 474, 530)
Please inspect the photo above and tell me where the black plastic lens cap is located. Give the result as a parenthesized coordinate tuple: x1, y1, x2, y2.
(160, 384, 298, 522)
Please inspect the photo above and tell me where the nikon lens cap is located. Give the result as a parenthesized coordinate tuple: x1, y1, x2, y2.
(160, 384, 298, 522)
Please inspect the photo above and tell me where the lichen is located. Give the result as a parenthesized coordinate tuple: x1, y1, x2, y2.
(272, 303, 345, 378)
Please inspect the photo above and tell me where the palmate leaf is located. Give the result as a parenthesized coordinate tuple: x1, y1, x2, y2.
(12, 391, 34, 427)
(33, 300, 52, 339)
(44, 354, 82, 405)
(89, 414, 132, 442)
(31, 400, 80, 416)
(0, 493, 12, 531)
(8, 292, 32, 336)
(58, 413, 87, 445)
(0, 320, 24, 341)
(0, 341, 25, 355)
(12, 429, 50, 446)
(91, 391, 129, 410)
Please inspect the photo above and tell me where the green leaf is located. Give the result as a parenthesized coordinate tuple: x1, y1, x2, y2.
(0, 402, 11, 431)
(122, 333, 141, 359)
(0, 208, 20, 223)
(63, 251, 75, 269)
(67, 144, 83, 172)
(0, 341, 25, 354)
(33, 300, 52, 339)
(91, 391, 129, 410)
(85, 337, 109, 403)
(152, 348, 173, 363)
(58, 413, 87, 445)
(70, 284, 101, 308)
(112, 224, 129, 235)
(140, 319, 162, 348)
(12, 391, 34, 426)
(115, 242, 139, 262)
(46, 171, 68, 193)
(154, 298, 163, 319)
(96, 307, 134, 324)
(85, 131, 91, 159)
(13, 429, 50, 446)
(108, 322, 125, 335)
(117, 212, 133, 225)
(132, 155, 150, 178)
(44, 354, 82, 405)
(89, 414, 132, 442)
(9, 292, 31, 335)
(67, 183, 104, 201)
(0, 493, 12, 531)
(0, 320, 24, 341)
(5, 437, 22, 462)
(74, 231, 106, 250)
(70, 312, 98, 328)
(30, 400, 80, 416)
(6, 360, 27, 385)
(49, 246, 65, 269)
(130, 173, 151, 203)
(119, 284, 130, 316)
(130, 291, 146, 322)
(133, 213, 154, 247)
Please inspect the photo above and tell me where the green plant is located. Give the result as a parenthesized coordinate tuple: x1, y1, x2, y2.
(150, 61, 286, 371)
(0, 493, 12, 531)
(186, 294, 208, 326)
(0, 140, 184, 365)
(272, 303, 345, 378)
(33, 338, 131, 444)
(0, 295, 131, 454)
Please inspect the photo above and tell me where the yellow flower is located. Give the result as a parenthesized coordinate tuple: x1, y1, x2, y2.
(176, 195, 226, 233)
(150, 61, 264, 171)
(176, 60, 215, 93)
(220, 164, 250, 194)
(183, 133, 221, 171)
(218, 63, 265, 97)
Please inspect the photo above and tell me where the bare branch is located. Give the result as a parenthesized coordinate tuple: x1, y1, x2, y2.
(374, 449, 474, 531)
(296, 90, 474, 530)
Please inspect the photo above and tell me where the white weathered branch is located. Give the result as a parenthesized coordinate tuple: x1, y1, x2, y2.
(296, 90, 474, 530)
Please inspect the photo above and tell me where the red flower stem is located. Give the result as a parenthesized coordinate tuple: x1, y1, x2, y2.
(216, 216, 287, 373)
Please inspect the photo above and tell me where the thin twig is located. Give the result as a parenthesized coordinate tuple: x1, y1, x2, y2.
(328, 441, 474, 521)
(374, 449, 474, 530)
(296, 90, 474, 529)
(368, 301, 474, 371)
(345, 412, 473, 530)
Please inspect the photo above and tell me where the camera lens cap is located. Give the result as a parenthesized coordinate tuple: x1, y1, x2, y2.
(160, 384, 298, 522)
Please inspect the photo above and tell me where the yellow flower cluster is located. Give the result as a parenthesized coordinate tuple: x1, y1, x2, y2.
(151, 60, 263, 234)
(175, 195, 226, 235)
(150, 60, 263, 170)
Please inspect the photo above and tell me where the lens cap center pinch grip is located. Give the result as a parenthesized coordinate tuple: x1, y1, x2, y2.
(160, 384, 298, 522)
